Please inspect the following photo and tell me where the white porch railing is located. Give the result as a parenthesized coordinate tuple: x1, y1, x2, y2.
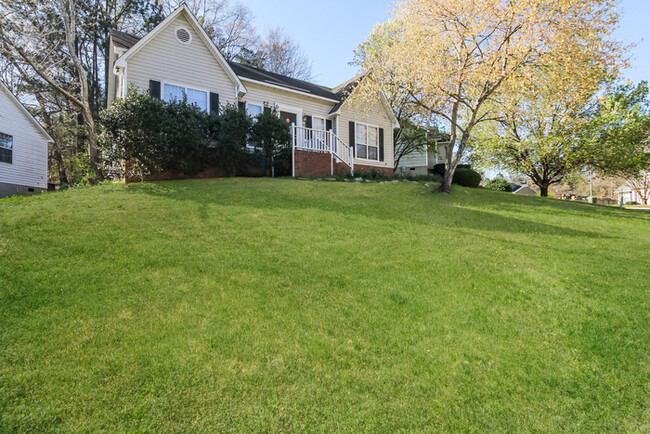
(291, 125, 354, 176)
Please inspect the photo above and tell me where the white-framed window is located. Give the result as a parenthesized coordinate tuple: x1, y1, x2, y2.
(246, 102, 265, 150)
(0, 132, 12, 164)
(313, 116, 326, 131)
(247, 103, 263, 119)
(163, 83, 208, 111)
(356, 122, 379, 161)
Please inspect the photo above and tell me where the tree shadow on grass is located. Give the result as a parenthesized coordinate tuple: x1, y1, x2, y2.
(124, 179, 620, 240)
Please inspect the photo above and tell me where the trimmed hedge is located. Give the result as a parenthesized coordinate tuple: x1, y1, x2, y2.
(453, 168, 482, 188)
(485, 178, 512, 191)
(432, 163, 471, 178)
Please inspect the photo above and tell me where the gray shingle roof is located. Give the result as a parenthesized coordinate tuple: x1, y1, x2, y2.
(226, 61, 339, 101)
(110, 30, 142, 49)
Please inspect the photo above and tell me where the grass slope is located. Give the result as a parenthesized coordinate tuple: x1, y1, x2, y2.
(1, 179, 648, 431)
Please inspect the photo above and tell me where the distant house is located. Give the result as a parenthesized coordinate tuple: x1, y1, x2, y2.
(0, 81, 52, 198)
(616, 184, 648, 204)
(107, 4, 399, 178)
(395, 136, 449, 176)
(511, 183, 537, 195)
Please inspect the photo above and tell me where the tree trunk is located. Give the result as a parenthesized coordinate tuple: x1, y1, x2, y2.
(51, 139, 69, 185)
(540, 184, 549, 197)
(438, 168, 454, 193)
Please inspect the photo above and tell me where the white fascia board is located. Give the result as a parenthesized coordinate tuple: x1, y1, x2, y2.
(0, 81, 53, 142)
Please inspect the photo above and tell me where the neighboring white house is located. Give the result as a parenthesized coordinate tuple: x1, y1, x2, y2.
(0, 82, 52, 198)
(396, 142, 448, 176)
(616, 185, 648, 204)
(107, 4, 399, 177)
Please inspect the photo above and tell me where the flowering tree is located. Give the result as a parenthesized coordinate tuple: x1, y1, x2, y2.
(356, 0, 623, 193)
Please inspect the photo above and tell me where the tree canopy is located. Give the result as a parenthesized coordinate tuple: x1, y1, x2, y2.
(356, 0, 624, 193)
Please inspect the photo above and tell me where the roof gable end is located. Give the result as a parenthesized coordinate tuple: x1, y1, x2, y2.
(115, 4, 246, 95)
(0, 81, 53, 142)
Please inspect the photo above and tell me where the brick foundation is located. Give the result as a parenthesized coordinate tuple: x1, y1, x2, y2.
(294, 149, 352, 177)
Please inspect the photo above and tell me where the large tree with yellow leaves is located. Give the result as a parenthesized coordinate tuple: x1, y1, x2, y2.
(356, 0, 624, 193)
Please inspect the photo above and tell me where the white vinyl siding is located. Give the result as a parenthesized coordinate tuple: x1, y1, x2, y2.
(241, 82, 333, 127)
(0, 132, 12, 163)
(0, 87, 49, 189)
(338, 93, 395, 169)
(125, 14, 238, 106)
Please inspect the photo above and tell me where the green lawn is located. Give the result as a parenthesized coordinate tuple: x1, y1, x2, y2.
(1, 178, 648, 431)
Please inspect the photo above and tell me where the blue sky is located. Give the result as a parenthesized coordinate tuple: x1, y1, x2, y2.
(241, 0, 649, 88)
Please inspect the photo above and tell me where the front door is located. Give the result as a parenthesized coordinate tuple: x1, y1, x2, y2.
(280, 111, 297, 126)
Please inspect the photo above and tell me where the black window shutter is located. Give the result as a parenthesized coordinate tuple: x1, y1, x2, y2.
(349, 122, 355, 157)
(326, 119, 332, 131)
(209, 92, 219, 114)
(238, 101, 246, 112)
(379, 128, 385, 161)
(149, 80, 161, 99)
(304, 116, 312, 129)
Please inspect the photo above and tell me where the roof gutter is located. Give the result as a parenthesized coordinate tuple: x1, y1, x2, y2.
(239, 77, 340, 104)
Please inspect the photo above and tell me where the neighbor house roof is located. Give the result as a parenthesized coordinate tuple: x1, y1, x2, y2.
(110, 29, 142, 50)
(0, 81, 53, 142)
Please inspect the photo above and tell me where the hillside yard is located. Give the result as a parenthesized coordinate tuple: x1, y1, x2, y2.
(0, 178, 648, 431)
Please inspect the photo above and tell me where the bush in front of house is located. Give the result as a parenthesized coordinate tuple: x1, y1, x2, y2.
(485, 178, 512, 191)
(215, 104, 252, 176)
(99, 88, 290, 179)
(453, 168, 482, 188)
(432, 163, 471, 178)
(250, 107, 292, 177)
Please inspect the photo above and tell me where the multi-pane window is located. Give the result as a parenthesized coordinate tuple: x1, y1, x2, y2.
(0, 132, 12, 164)
(355, 123, 379, 160)
(163, 84, 208, 111)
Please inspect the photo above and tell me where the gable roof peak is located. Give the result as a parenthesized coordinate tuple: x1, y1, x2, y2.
(114, 3, 246, 95)
(0, 81, 53, 142)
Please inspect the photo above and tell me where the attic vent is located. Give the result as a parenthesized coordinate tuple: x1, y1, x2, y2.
(175, 27, 191, 44)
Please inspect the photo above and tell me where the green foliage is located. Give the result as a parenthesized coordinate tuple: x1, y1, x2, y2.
(485, 178, 512, 191)
(582, 81, 650, 178)
(101, 89, 289, 178)
(250, 107, 292, 176)
(432, 163, 471, 178)
(453, 168, 482, 187)
(351, 169, 391, 180)
(216, 105, 252, 176)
